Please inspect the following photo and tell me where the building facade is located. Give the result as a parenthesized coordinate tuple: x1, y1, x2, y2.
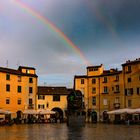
(74, 59, 140, 122)
(37, 86, 70, 120)
(0, 66, 38, 118)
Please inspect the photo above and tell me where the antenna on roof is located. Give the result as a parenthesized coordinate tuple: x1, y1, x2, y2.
(44, 82, 47, 86)
(16, 60, 20, 67)
(6, 60, 9, 67)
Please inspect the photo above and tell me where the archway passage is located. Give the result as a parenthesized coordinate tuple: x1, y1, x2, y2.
(51, 107, 63, 123)
(17, 110, 22, 119)
(103, 111, 109, 123)
(91, 110, 97, 123)
(16, 110, 22, 124)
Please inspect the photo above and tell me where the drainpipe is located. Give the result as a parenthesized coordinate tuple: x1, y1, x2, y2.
(123, 67, 126, 108)
(98, 77, 101, 122)
(87, 77, 89, 122)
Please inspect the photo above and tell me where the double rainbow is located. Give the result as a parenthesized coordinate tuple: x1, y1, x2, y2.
(14, 0, 90, 65)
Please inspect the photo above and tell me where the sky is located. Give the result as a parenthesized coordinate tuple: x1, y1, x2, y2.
(0, 0, 140, 88)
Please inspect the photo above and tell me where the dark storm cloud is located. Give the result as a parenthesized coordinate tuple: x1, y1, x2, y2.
(0, 0, 140, 87)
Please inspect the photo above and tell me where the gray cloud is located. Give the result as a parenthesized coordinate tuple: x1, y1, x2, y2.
(0, 0, 140, 87)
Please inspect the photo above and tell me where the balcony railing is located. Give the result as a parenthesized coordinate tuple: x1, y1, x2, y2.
(28, 104, 34, 109)
(114, 91, 120, 94)
(126, 70, 132, 74)
(113, 103, 120, 109)
(101, 92, 109, 94)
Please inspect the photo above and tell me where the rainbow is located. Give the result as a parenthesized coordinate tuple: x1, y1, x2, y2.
(14, 0, 91, 65)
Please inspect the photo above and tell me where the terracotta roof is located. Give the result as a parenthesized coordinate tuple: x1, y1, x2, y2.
(74, 75, 87, 78)
(122, 58, 140, 66)
(18, 66, 36, 70)
(37, 86, 70, 95)
(100, 70, 122, 76)
(0, 67, 37, 77)
(87, 64, 103, 69)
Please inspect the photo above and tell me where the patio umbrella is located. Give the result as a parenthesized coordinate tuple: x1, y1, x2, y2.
(37, 109, 56, 115)
(4, 110, 15, 114)
(130, 108, 140, 114)
(23, 109, 38, 115)
(135, 108, 140, 114)
(107, 108, 130, 115)
(0, 109, 5, 114)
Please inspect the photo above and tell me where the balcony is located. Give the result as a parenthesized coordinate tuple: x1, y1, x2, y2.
(101, 92, 109, 94)
(113, 103, 120, 109)
(114, 91, 120, 94)
(28, 104, 34, 109)
(126, 70, 132, 74)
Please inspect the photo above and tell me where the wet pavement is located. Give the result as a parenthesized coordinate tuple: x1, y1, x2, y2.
(0, 123, 140, 140)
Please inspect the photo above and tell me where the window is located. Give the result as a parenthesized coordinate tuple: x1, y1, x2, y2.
(18, 76, 21, 82)
(126, 88, 133, 96)
(127, 66, 131, 72)
(116, 75, 119, 81)
(103, 99, 108, 105)
(46, 102, 49, 108)
(6, 74, 10, 80)
(112, 87, 114, 91)
(137, 88, 140, 95)
(29, 98, 33, 105)
(26, 70, 30, 74)
(128, 100, 132, 107)
(81, 79, 84, 84)
(6, 84, 10, 92)
(92, 97, 96, 105)
(93, 68, 98, 71)
(17, 98, 21, 105)
(29, 87, 33, 93)
(38, 104, 45, 109)
(128, 78, 131, 82)
(115, 97, 119, 103)
(17, 86, 22, 93)
(53, 95, 60, 101)
(115, 85, 120, 92)
(104, 86, 108, 93)
(29, 77, 33, 83)
(38, 95, 45, 100)
(125, 89, 127, 96)
(103, 77, 107, 83)
(92, 78, 96, 84)
(89, 68, 93, 71)
(92, 87, 96, 94)
(6, 98, 10, 104)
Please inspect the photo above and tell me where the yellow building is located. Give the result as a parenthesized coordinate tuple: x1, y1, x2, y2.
(0, 66, 38, 118)
(37, 86, 70, 121)
(74, 58, 140, 122)
(122, 59, 140, 109)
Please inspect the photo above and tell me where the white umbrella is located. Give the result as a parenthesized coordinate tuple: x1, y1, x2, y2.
(0, 109, 5, 114)
(23, 109, 38, 115)
(4, 110, 15, 114)
(134, 108, 140, 114)
(37, 109, 56, 115)
(0, 109, 14, 114)
(129, 108, 140, 114)
(107, 108, 130, 115)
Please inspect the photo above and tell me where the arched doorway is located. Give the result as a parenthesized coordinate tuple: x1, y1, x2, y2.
(16, 110, 22, 124)
(91, 110, 97, 123)
(52, 107, 63, 123)
(103, 111, 109, 123)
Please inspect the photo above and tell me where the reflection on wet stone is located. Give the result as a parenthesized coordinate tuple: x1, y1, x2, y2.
(0, 123, 140, 140)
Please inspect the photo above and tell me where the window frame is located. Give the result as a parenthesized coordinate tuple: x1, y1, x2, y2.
(6, 84, 10, 92)
(53, 95, 60, 101)
(17, 86, 22, 93)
